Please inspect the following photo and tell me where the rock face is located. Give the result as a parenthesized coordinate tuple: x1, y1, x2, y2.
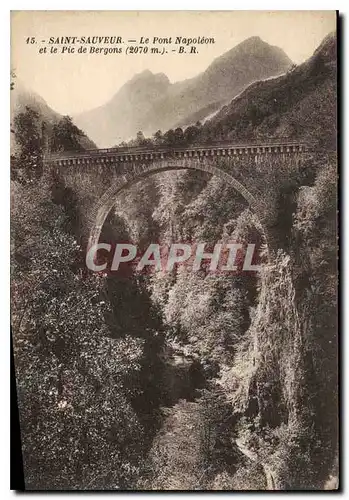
(73, 37, 292, 147)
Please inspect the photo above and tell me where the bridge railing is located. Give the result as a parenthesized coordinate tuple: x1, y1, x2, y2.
(44, 141, 312, 161)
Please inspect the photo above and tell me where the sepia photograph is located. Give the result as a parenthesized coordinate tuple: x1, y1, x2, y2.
(10, 10, 338, 491)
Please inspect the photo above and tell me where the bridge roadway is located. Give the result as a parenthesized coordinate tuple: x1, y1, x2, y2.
(44, 141, 310, 167)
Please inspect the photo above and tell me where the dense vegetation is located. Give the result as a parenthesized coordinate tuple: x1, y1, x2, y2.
(11, 32, 338, 490)
(11, 106, 92, 185)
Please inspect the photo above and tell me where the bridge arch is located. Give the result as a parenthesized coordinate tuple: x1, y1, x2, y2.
(87, 161, 269, 252)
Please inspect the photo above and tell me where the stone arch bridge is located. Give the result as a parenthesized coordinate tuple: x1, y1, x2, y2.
(44, 141, 311, 255)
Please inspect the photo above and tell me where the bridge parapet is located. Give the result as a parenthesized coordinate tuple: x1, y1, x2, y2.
(44, 141, 310, 167)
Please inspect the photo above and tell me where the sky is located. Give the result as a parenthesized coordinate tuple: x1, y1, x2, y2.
(11, 10, 336, 116)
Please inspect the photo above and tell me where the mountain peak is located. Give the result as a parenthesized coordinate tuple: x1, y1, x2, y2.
(130, 69, 169, 85)
(240, 35, 263, 46)
(209, 36, 293, 71)
(232, 36, 292, 62)
(314, 31, 336, 62)
(74, 37, 293, 147)
(132, 69, 153, 80)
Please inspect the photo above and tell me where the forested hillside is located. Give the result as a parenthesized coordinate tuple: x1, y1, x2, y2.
(11, 82, 95, 183)
(11, 32, 338, 490)
(197, 32, 336, 150)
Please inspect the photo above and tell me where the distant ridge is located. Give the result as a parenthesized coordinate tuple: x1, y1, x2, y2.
(74, 36, 292, 147)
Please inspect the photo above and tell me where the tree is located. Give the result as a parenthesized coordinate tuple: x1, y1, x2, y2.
(153, 130, 163, 145)
(11, 180, 147, 489)
(136, 130, 147, 146)
(184, 125, 200, 145)
(163, 129, 176, 147)
(12, 106, 43, 184)
(50, 116, 84, 152)
(173, 127, 184, 145)
(10, 68, 16, 90)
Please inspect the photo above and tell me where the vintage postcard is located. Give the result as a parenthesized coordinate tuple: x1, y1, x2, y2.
(10, 10, 338, 490)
